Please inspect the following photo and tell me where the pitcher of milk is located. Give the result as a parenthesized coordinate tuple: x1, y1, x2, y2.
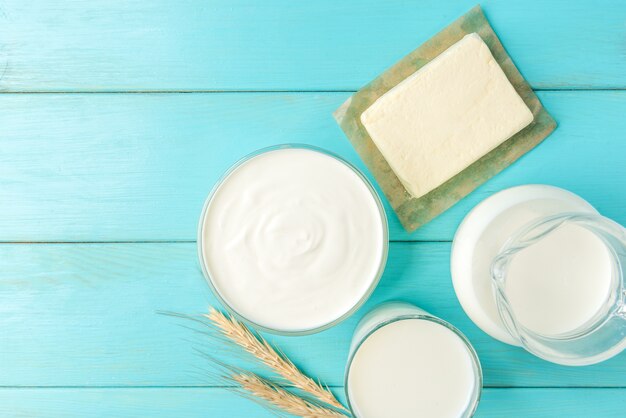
(451, 185, 626, 365)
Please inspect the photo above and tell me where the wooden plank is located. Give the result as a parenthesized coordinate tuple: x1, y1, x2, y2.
(0, 388, 624, 417)
(0, 91, 624, 242)
(0, 1, 624, 91)
(1, 242, 625, 388)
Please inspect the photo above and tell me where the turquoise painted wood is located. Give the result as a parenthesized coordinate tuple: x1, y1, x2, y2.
(0, 0, 625, 91)
(0, 91, 624, 243)
(1, 1, 625, 416)
(1, 388, 624, 418)
(2, 242, 626, 388)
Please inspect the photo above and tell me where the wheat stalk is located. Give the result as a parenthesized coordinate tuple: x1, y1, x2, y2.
(231, 372, 345, 418)
(206, 308, 348, 412)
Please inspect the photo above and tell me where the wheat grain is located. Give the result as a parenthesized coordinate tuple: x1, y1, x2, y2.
(206, 308, 348, 412)
(231, 372, 345, 418)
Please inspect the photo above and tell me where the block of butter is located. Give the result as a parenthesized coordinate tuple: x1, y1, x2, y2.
(334, 6, 556, 232)
(360, 33, 534, 199)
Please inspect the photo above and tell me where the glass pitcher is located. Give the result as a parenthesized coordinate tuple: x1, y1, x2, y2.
(491, 211, 626, 366)
(451, 185, 625, 366)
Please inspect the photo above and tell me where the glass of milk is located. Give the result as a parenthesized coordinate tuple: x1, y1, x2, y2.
(345, 302, 482, 418)
(452, 185, 626, 365)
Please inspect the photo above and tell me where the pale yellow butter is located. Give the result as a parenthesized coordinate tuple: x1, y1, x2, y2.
(360, 33, 533, 199)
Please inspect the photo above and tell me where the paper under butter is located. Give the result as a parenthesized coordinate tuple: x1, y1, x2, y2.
(334, 5, 556, 232)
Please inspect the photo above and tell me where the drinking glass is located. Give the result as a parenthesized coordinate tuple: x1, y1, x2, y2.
(344, 302, 482, 417)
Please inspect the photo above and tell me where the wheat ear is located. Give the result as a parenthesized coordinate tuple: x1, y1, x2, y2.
(231, 372, 345, 417)
(206, 308, 348, 412)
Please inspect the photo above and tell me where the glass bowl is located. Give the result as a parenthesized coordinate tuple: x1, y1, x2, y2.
(197, 144, 389, 335)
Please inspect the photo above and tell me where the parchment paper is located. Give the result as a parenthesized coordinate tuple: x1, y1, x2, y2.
(333, 5, 556, 233)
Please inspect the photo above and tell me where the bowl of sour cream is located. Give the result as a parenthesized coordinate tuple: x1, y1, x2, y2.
(198, 144, 388, 335)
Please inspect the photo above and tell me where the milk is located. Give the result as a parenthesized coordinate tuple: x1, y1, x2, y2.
(199, 147, 386, 333)
(452, 185, 625, 365)
(347, 317, 479, 418)
(452, 185, 611, 345)
(503, 222, 614, 336)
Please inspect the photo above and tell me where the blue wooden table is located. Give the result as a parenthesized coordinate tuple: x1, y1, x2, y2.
(0, 1, 625, 416)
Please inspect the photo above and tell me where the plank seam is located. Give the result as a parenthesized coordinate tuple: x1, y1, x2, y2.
(0, 88, 624, 94)
(0, 386, 623, 389)
(0, 240, 452, 244)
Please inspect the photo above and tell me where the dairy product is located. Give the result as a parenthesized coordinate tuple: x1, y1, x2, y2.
(360, 33, 533, 199)
(348, 318, 478, 418)
(452, 185, 625, 365)
(199, 147, 386, 333)
(504, 222, 614, 336)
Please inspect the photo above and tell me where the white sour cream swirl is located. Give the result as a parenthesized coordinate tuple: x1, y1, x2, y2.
(200, 147, 386, 332)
